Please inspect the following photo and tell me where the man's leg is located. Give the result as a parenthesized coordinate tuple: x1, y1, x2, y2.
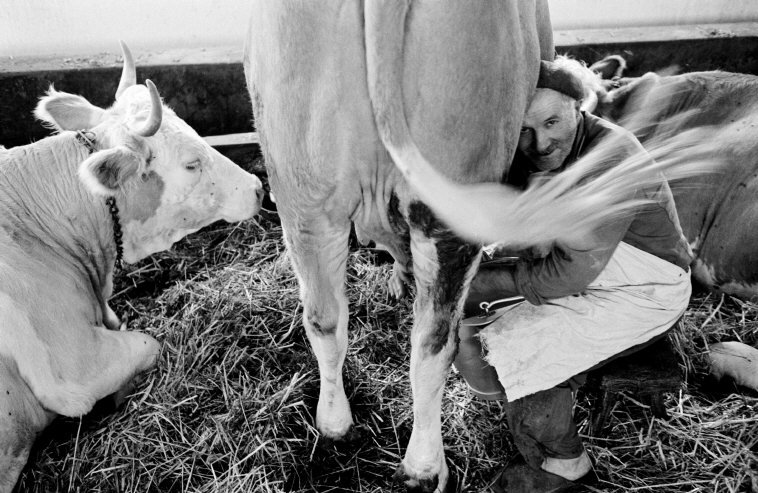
(489, 379, 592, 492)
(505, 380, 591, 479)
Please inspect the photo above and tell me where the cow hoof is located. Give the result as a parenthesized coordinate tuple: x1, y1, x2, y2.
(111, 378, 139, 409)
(318, 423, 363, 449)
(388, 261, 412, 300)
(316, 394, 354, 439)
(392, 463, 456, 493)
(388, 271, 408, 300)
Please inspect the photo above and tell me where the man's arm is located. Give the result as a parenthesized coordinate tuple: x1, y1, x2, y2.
(513, 212, 635, 305)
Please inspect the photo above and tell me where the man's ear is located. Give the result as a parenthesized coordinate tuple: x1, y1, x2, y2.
(34, 87, 106, 131)
(78, 146, 142, 195)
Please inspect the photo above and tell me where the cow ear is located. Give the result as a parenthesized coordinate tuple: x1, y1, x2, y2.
(79, 146, 142, 195)
(599, 72, 660, 121)
(35, 87, 106, 131)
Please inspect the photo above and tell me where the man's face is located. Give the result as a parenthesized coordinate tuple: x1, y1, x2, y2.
(518, 88, 581, 172)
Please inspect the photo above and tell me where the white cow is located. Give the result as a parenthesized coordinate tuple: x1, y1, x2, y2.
(0, 42, 263, 492)
(244, 2, 716, 491)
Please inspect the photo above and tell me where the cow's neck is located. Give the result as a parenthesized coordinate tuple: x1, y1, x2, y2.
(0, 133, 120, 318)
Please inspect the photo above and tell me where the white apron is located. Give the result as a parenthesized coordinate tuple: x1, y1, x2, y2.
(480, 241, 691, 401)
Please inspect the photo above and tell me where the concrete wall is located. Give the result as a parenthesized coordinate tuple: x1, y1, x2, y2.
(2, 0, 758, 57)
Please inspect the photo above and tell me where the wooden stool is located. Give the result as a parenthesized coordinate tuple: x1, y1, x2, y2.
(587, 334, 682, 437)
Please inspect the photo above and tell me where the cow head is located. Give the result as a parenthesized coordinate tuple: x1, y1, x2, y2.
(34, 42, 264, 263)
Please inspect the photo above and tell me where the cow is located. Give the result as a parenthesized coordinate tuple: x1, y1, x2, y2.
(244, 3, 721, 491)
(569, 56, 758, 300)
(0, 42, 263, 492)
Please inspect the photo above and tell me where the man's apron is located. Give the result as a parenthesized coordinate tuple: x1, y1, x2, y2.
(479, 241, 691, 401)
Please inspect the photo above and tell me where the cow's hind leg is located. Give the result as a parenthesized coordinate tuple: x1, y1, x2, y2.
(283, 215, 354, 439)
(394, 202, 481, 493)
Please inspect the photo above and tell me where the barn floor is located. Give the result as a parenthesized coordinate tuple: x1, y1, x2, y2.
(4, 27, 758, 493)
(13, 205, 758, 493)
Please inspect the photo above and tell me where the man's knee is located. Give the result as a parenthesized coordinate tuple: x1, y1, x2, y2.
(453, 324, 505, 400)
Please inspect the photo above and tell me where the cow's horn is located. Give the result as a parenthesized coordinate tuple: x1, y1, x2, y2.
(116, 40, 136, 100)
(135, 80, 163, 137)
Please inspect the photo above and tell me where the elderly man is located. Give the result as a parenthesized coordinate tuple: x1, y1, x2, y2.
(454, 60, 693, 492)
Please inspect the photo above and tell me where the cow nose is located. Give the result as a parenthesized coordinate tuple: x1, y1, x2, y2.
(256, 186, 265, 204)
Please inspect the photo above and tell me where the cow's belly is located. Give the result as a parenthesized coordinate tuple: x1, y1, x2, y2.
(679, 162, 758, 298)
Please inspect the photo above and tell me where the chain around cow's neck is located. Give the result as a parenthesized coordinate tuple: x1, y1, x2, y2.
(75, 130, 125, 268)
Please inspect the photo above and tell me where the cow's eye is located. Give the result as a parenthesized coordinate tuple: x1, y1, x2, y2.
(146, 152, 155, 165)
(185, 160, 201, 171)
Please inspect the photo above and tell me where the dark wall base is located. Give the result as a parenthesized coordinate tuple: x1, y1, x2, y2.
(1, 63, 250, 148)
(2, 35, 757, 148)
(559, 36, 758, 79)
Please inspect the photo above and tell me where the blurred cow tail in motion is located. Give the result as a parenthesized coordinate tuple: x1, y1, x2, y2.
(0, 42, 263, 492)
(374, 58, 725, 251)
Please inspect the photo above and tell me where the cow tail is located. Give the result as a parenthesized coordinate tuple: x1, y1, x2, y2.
(364, 1, 591, 247)
(363, 1, 492, 235)
(363, 3, 707, 249)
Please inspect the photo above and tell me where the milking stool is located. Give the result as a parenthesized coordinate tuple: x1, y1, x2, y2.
(586, 319, 683, 437)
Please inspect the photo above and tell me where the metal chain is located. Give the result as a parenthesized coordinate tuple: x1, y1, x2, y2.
(75, 130, 124, 269)
(105, 196, 124, 269)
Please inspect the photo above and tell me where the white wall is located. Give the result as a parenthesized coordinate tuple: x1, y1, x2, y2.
(1, 0, 757, 58)
(0, 1, 253, 57)
(549, 0, 758, 30)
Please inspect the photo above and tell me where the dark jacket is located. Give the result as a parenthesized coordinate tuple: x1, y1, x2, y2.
(504, 112, 692, 305)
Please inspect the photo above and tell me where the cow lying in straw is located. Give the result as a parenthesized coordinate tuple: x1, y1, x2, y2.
(0, 42, 263, 492)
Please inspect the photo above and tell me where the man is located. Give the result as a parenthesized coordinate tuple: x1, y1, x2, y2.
(453, 60, 693, 492)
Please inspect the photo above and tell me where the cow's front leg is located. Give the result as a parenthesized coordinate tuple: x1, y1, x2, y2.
(282, 214, 354, 439)
(395, 202, 481, 493)
(83, 327, 161, 406)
